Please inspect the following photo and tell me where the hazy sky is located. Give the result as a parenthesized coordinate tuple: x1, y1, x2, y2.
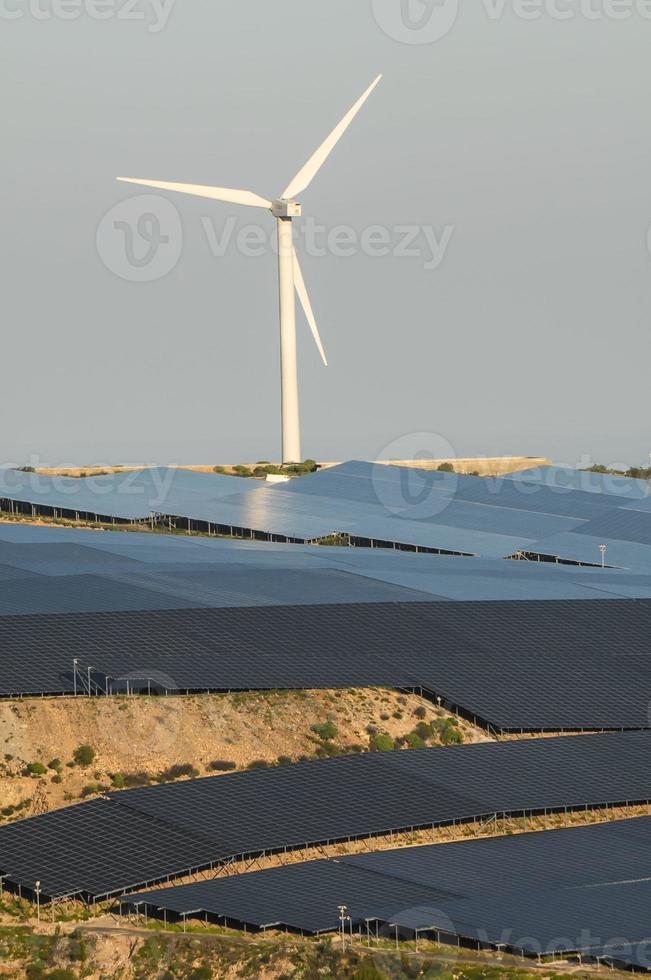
(2, 0, 650, 467)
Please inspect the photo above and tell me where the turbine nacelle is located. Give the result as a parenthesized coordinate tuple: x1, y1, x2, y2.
(271, 199, 301, 219)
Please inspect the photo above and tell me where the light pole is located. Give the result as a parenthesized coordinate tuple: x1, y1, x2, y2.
(599, 543, 607, 568)
(87, 665, 93, 697)
(34, 880, 41, 923)
(338, 905, 348, 952)
(72, 658, 78, 696)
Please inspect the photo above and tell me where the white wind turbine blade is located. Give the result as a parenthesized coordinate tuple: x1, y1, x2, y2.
(116, 177, 272, 209)
(293, 247, 327, 367)
(282, 74, 382, 200)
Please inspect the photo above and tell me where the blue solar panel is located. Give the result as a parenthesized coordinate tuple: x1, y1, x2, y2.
(2, 461, 651, 562)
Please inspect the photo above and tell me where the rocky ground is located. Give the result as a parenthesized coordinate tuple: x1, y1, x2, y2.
(0, 915, 609, 980)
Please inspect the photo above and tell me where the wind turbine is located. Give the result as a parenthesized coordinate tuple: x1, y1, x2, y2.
(117, 74, 382, 464)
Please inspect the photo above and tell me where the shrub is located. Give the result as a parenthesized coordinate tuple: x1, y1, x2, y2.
(314, 743, 341, 758)
(51, 774, 62, 784)
(441, 726, 463, 745)
(437, 462, 454, 472)
(207, 760, 237, 772)
(405, 732, 425, 749)
(80, 783, 101, 798)
(365, 724, 378, 736)
(369, 734, 394, 753)
(413, 706, 427, 720)
(414, 721, 433, 740)
(311, 721, 338, 742)
(47, 758, 62, 771)
(111, 773, 125, 788)
(73, 744, 95, 767)
(26, 762, 47, 776)
(380, 712, 390, 721)
(158, 763, 198, 781)
(277, 755, 293, 766)
(123, 771, 150, 788)
(247, 759, 269, 769)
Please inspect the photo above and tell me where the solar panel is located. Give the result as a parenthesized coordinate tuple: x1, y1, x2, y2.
(2, 732, 650, 901)
(3, 460, 650, 561)
(124, 816, 651, 947)
(1, 599, 649, 730)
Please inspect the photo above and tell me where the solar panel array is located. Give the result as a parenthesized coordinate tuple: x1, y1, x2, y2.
(1, 732, 649, 900)
(123, 814, 651, 959)
(1, 460, 650, 566)
(2, 594, 650, 730)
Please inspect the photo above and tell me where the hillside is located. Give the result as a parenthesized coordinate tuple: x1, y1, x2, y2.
(0, 690, 489, 819)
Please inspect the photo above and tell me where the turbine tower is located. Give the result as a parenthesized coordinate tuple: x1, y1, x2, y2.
(117, 74, 381, 464)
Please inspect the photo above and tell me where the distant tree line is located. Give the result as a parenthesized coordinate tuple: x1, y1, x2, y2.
(584, 463, 651, 480)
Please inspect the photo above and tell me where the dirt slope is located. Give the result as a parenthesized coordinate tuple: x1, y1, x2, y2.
(0, 690, 489, 818)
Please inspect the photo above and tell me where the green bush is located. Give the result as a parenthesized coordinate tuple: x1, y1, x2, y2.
(414, 721, 433, 740)
(111, 773, 125, 788)
(405, 732, 425, 749)
(47, 758, 62, 771)
(437, 462, 455, 472)
(80, 783, 102, 798)
(26, 762, 47, 776)
(441, 726, 463, 745)
(207, 760, 237, 772)
(311, 721, 338, 742)
(369, 734, 394, 752)
(73, 744, 95, 767)
(51, 774, 62, 784)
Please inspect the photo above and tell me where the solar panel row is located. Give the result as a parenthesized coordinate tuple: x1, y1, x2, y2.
(1, 599, 649, 731)
(1, 460, 650, 566)
(123, 814, 651, 961)
(5, 523, 651, 612)
(1, 733, 650, 901)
